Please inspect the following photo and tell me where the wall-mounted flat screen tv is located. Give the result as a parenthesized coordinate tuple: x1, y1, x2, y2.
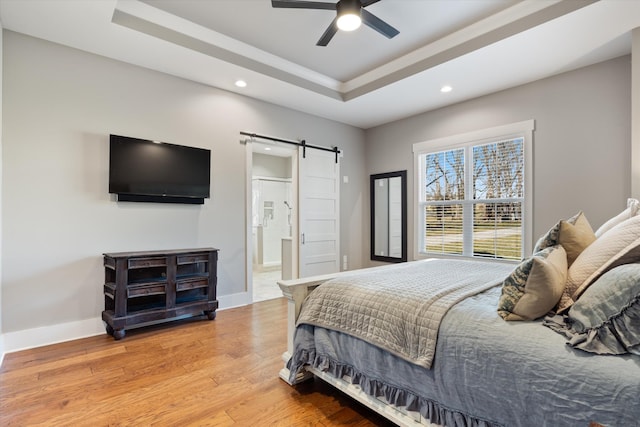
(109, 134, 211, 204)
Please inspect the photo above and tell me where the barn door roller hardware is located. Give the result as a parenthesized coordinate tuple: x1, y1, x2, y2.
(241, 131, 341, 163)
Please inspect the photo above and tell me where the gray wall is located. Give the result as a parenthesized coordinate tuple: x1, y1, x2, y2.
(1, 31, 365, 334)
(365, 56, 631, 265)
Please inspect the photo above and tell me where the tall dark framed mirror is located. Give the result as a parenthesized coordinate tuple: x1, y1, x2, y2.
(371, 170, 407, 263)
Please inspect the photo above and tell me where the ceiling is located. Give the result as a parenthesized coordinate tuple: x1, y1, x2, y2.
(0, 0, 638, 129)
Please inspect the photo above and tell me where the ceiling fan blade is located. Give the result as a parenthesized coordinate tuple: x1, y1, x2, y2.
(360, 0, 381, 7)
(316, 17, 339, 46)
(361, 8, 399, 39)
(271, 0, 336, 10)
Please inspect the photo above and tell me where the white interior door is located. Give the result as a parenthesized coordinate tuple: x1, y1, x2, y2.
(298, 148, 340, 277)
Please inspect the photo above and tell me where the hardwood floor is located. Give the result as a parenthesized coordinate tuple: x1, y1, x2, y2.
(0, 298, 397, 426)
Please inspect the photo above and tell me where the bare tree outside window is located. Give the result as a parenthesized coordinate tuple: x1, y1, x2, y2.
(421, 138, 524, 260)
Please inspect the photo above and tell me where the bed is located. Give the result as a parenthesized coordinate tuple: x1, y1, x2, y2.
(278, 206, 640, 427)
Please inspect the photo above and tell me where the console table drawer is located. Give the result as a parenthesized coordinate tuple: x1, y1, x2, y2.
(128, 257, 166, 269)
(178, 254, 209, 264)
(177, 277, 209, 291)
(127, 281, 166, 297)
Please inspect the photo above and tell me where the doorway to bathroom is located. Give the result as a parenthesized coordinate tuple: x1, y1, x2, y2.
(251, 145, 295, 302)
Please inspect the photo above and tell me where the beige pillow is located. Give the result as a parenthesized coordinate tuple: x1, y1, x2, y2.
(498, 245, 568, 321)
(533, 211, 581, 253)
(595, 198, 640, 237)
(557, 212, 596, 266)
(558, 214, 640, 312)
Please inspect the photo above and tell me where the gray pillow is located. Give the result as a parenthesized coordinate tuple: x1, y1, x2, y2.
(545, 263, 640, 355)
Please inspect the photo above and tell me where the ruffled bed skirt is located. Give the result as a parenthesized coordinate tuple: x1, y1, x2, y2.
(289, 349, 502, 427)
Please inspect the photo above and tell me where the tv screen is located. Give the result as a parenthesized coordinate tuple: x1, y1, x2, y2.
(109, 134, 211, 204)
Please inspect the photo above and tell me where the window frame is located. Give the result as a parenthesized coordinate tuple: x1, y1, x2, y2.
(412, 120, 534, 262)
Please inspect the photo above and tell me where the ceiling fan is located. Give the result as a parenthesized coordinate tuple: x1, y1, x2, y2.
(271, 0, 399, 46)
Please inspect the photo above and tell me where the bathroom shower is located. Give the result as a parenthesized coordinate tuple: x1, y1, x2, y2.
(284, 200, 293, 236)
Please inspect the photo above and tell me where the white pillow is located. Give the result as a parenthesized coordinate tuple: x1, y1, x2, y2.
(594, 198, 640, 237)
(558, 214, 640, 312)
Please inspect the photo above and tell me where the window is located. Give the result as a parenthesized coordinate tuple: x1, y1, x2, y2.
(413, 120, 534, 261)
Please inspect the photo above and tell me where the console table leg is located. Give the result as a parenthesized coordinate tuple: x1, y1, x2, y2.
(205, 310, 216, 320)
(113, 329, 126, 340)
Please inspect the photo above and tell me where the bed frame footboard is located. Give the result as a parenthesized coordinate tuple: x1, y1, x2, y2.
(277, 274, 331, 385)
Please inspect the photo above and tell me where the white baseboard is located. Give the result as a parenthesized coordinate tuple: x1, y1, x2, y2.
(218, 291, 251, 310)
(3, 317, 106, 356)
(0, 292, 252, 367)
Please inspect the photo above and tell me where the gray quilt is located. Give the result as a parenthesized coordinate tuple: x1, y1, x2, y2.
(296, 259, 514, 368)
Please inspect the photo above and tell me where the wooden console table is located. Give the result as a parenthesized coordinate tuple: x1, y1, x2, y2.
(101, 248, 218, 340)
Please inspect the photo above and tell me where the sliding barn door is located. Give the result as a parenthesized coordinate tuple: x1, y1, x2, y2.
(298, 148, 340, 278)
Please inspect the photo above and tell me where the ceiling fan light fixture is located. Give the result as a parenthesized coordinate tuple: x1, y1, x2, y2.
(337, 13, 361, 31)
(271, 0, 398, 46)
(336, 0, 362, 31)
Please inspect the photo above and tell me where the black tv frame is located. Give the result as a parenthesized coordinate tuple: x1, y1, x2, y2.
(109, 134, 210, 205)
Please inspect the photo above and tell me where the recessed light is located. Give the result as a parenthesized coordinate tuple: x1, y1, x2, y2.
(235, 80, 247, 88)
(264, 147, 272, 151)
(441, 85, 453, 93)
